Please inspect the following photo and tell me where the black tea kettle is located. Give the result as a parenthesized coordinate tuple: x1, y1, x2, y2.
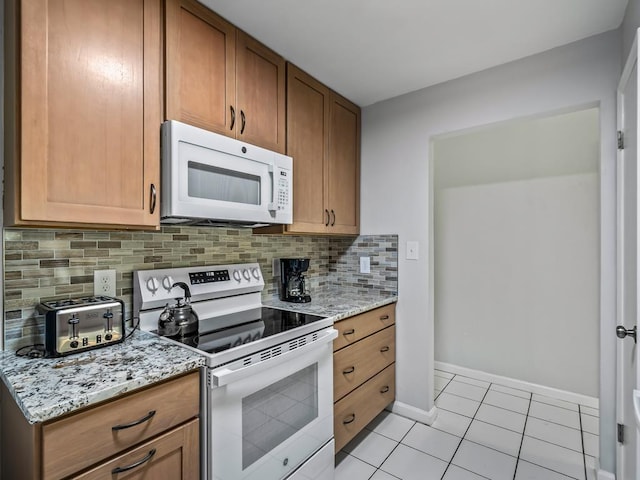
(158, 282, 199, 338)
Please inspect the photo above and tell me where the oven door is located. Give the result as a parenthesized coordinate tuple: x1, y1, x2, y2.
(206, 328, 337, 480)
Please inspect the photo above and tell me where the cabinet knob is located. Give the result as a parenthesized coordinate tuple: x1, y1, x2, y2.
(380, 315, 390, 321)
(380, 386, 390, 394)
(325, 209, 330, 226)
(112, 410, 156, 431)
(230, 106, 236, 131)
(343, 366, 355, 374)
(330, 209, 336, 226)
(111, 449, 157, 474)
(380, 346, 390, 353)
(343, 328, 355, 335)
(343, 414, 356, 425)
(240, 110, 246, 134)
(149, 184, 157, 214)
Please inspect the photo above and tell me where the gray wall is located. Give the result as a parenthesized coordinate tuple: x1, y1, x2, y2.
(623, 0, 640, 61)
(360, 30, 620, 473)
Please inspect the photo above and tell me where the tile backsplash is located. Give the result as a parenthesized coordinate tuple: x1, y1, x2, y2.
(3, 227, 397, 350)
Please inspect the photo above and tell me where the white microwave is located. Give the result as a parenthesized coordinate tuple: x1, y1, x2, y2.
(161, 120, 293, 226)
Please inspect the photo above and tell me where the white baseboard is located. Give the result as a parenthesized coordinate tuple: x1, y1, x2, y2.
(435, 361, 599, 408)
(389, 401, 438, 425)
(597, 469, 615, 480)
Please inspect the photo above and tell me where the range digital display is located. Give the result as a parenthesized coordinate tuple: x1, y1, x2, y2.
(189, 270, 230, 284)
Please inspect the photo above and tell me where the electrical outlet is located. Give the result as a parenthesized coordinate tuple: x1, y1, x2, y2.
(360, 256, 370, 274)
(94, 269, 116, 297)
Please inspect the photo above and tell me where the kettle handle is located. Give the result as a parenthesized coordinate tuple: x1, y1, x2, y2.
(171, 282, 192, 300)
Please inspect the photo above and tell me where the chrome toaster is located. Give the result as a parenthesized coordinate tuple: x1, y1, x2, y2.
(37, 296, 125, 357)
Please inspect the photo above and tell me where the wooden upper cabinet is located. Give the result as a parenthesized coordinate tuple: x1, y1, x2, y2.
(285, 64, 330, 233)
(257, 63, 359, 235)
(328, 93, 360, 234)
(236, 31, 286, 153)
(165, 0, 235, 136)
(165, 0, 285, 153)
(5, 0, 162, 229)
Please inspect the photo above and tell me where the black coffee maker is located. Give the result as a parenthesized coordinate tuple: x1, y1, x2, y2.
(279, 258, 312, 303)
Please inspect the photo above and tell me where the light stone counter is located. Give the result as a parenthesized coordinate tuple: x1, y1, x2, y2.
(0, 329, 205, 424)
(1, 289, 395, 425)
(263, 287, 397, 322)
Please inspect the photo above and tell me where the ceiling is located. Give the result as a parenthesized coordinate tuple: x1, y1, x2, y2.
(204, 0, 628, 107)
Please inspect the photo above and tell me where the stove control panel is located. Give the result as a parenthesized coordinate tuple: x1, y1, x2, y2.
(189, 270, 231, 284)
(133, 263, 265, 314)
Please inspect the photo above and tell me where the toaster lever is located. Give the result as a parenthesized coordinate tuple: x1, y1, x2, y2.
(68, 314, 80, 339)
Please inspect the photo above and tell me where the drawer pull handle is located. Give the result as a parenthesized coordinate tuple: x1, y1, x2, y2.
(380, 315, 390, 320)
(380, 346, 390, 353)
(380, 386, 390, 393)
(112, 410, 156, 431)
(343, 414, 356, 425)
(343, 328, 355, 335)
(111, 448, 157, 474)
(343, 366, 355, 374)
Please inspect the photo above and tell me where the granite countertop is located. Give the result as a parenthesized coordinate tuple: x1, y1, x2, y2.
(263, 287, 397, 322)
(1, 289, 395, 425)
(0, 329, 205, 424)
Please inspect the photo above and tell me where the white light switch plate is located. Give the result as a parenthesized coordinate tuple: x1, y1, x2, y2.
(406, 241, 419, 260)
(360, 256, 370, 274)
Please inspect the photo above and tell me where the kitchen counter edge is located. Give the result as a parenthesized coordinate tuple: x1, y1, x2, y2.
(0, 329, 205, 424)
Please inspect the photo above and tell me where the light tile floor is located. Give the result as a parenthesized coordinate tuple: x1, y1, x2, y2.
(335, 367, 599, 480)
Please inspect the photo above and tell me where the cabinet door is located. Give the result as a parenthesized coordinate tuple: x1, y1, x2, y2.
(165, 0, 236, 136)
(236, 31, 286, 153)
(327, 93, 360, 234)
(17, 0, 161, 228)
(72, 420, 199, 480)
(285, 64, 330, 233)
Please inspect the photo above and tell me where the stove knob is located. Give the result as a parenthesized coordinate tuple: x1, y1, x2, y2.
(162, 276, 174, 292)
(242, 269, 251, 281)
(250, 268, 260, 280)
(232, 270, 242, 283)
(146, 277, 159, 294)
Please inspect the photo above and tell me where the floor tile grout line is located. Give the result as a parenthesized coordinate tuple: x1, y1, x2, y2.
(579, 404, 587, 480)
(367, 417, 418, 479)
(512, 391, 533, 480)
(439, 375, 492, 480)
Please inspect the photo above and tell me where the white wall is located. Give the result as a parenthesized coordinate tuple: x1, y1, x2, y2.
(623, 0, 640, 61)
(434, 108, 600, 398)
(360, 30, 619, 473)
(436, 174, 599, 396)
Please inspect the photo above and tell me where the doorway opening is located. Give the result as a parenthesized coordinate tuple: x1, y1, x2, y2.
(431, 106, 601, 466)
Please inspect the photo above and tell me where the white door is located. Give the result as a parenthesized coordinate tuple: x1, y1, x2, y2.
(617, 29, 640, 480)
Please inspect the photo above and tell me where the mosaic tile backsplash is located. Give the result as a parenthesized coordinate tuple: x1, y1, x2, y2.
(3, 227, 397, 350)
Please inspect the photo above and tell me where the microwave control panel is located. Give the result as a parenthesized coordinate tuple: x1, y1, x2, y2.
(277, 171, 290, 210)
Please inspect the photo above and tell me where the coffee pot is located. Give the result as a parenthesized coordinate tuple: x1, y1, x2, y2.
(279, 258, 312, 303)
(158, 282, 199, 337)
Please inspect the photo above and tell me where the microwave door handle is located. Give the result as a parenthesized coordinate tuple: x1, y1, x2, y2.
(210, 328, 338, 387)
(267, 165, 277, 213)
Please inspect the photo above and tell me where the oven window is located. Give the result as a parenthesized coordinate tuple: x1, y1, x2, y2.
(188, 161, 261, 205)
(241, 364, 319, 469)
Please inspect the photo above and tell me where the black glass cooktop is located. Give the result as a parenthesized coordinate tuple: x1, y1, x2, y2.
(164, 307, 326, 355)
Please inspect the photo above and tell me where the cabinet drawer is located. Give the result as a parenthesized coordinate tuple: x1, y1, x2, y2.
(334, 326, 395, 401)
(333, 304, 395, 352)
(334, 364, 395, 452)
(72, 419, 199, 480)
(43, 371, 199, 480)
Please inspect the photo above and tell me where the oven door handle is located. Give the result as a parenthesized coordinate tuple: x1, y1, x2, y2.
(210, 327, 338, 387)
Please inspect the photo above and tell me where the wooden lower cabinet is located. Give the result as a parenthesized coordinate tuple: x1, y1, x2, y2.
(1, 371, 200, 480)
(334, 364, 395, 452)
(333, 304, 396, 452)
(72, 419, 199, 480)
